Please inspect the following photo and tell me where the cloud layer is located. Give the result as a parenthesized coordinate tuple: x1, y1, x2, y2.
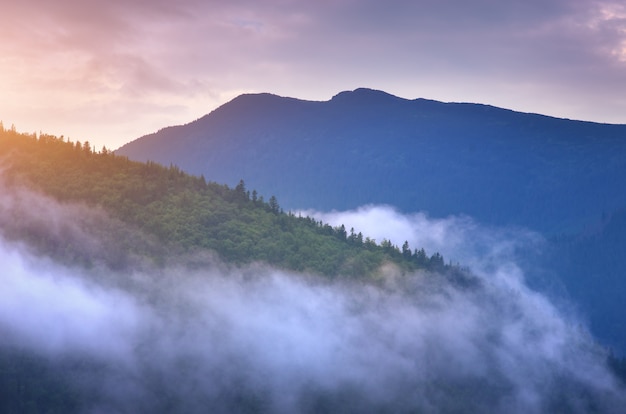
(1, 188, 624, 413)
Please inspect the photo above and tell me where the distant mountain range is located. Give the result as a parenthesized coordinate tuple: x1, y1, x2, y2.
(117, 88, 626, 234)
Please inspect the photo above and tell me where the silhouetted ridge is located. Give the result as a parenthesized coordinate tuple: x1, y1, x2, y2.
(116, 88, 626, 235)
(331, 88, 406, 104)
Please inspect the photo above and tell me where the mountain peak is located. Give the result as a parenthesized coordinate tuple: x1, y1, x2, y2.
(225, 92, 291, 107)
(331, 88, 405, 103)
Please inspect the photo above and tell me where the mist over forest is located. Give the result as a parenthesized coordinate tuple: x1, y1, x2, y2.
(4, 0, 626, 408)
(1, 175, 625, 413)
(1, 122, 626, 413)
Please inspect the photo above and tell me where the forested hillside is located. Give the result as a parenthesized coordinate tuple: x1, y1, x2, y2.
(0, 125, 449, 277)
(0, 125, 463, 413)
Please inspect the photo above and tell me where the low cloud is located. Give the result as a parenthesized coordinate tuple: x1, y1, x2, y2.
(1, 191, 625, 413)
(299, 204, 543, 266)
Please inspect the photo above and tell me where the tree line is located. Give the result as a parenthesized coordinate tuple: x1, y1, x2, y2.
(0, 125, 455, 277)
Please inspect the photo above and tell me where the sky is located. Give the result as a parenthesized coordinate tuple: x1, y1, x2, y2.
(1, 0, 626, 150)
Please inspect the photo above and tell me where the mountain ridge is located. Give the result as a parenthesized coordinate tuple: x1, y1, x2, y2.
(115, 88, 626, 354)
(117, 88, 626, 234)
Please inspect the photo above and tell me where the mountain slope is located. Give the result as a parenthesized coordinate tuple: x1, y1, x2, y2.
(117, 88, 626, 234)
(116, 88, 626, 354)
(0, 126, 452, 277)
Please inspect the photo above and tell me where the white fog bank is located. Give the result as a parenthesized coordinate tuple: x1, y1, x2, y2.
(0, 193, 624, 413)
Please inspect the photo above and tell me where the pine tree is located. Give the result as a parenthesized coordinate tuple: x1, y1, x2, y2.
(269, 195, 279, 213)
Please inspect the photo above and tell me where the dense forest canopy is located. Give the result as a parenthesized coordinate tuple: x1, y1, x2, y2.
(0, 124, 452, 278)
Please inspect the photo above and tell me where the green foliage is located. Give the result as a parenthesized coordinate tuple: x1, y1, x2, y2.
(0, 128, 452, 277)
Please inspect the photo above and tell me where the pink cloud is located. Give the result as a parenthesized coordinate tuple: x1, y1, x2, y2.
(1, 0, 625, 149)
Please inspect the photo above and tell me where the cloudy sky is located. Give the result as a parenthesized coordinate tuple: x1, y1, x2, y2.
(2, 0, 626, 149)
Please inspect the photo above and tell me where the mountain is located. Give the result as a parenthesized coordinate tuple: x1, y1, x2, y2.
(550, 208, 626, 352)
(116, 88, 626, 355)
(117, 88, 626, 234)
(0, 128, 448, 277)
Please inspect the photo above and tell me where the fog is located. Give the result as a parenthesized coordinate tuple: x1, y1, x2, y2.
(1, 193, 625, 413)
(299, 204, 544, 269)
(301, 204, 568, 307)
